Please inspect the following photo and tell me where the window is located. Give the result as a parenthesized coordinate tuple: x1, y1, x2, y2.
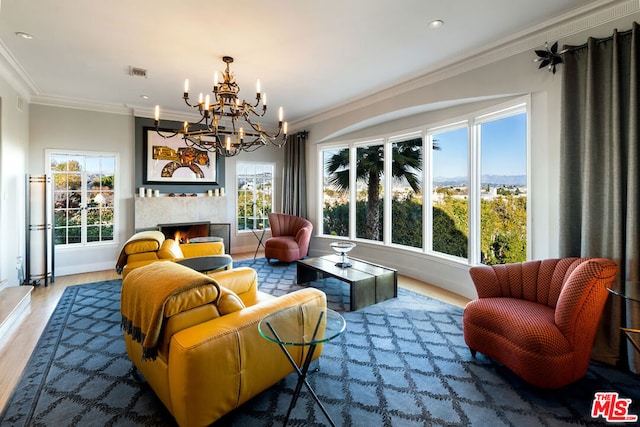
(237, 162, 274, 231)
(429, 126, 469, 259)
(355, 141, 385, 242)
(478, 112, 527, 264)
(318, 99, 528, 265)
(49, 151, 117, 246)
(391, 134, 423, 248)
(322, 148, 350, 237)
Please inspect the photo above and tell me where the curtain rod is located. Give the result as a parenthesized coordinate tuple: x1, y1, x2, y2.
(563, 21, 638, 53)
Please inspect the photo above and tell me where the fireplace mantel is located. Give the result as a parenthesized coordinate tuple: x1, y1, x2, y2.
(134, 195, 229, 231)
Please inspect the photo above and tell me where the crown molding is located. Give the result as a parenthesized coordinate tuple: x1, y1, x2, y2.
(0, 39, 36, 101)
(31, 94, 133, 115)
(293, 0, 639, 129)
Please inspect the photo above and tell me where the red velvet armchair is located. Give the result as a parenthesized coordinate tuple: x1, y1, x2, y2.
(463, 257, 617, 389)
(264, 213, 313, 263)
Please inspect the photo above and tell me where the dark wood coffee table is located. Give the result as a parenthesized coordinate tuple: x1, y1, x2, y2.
(296, 255, 397, 310)
(175, 255, 232, 274)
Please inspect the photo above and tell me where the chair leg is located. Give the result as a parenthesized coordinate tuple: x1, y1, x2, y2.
(469, 348, 477, 358)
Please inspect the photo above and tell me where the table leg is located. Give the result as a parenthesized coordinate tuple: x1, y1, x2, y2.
(622, 327, 640, 354)
(252, 228, 266, 259)
(266, 319, 336, 427)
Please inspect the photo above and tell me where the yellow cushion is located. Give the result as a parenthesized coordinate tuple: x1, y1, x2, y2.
(164, 284, 220, 317)
(180, 241, 225, 257)
(158, 239, 184, 259)
(217, 287, 246, 315)
(124, 230, 165, 254)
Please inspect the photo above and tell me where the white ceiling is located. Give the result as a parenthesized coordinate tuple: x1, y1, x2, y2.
(0, 0, 616, 127)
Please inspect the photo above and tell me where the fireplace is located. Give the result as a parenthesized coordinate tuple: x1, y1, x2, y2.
(157, 222, 231, 254)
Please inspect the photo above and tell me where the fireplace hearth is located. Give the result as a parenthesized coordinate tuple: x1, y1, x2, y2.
(134, 196, 231, 253)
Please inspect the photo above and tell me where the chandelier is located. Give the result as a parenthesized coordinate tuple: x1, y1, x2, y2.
(154, 56, 287, 157)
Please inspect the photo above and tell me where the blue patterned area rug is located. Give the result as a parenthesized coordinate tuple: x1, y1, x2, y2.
(1, 258, 639, 426)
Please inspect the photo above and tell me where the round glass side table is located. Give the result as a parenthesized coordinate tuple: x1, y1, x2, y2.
(258, 306, 346, 427)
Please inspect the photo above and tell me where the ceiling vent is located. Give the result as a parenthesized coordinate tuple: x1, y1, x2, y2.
(129, 66, 147, 78)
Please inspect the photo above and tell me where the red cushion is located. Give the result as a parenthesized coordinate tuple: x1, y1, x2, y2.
(464, 298, 571, 355)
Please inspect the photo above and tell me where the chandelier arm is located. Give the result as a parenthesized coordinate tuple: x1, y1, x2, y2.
(183, 97, 201, 109)
(155, 126, 180, 139)
(244, 104, 267, 119)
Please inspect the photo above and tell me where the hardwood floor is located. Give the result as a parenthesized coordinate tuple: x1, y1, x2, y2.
(0, 251, 469, 413)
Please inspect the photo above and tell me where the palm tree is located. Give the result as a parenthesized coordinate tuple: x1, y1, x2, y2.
(325, 138, 423, 240)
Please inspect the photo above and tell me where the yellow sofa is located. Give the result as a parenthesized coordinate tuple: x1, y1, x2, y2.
(115, 230, 232, 278)
(121, 261, 327, 427)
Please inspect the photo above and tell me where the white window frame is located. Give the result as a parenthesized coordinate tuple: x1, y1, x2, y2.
(236, 161, 275, 233)
(46, 149, 119, 248)
(317, 96, 530, 266)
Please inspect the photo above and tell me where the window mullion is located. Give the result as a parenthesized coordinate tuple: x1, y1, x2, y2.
(81, 171, 88, 244)
(468, 122, 481, 264)
(383, 140, 392, 244)
(348, 146, 357, 240)
(424, 133, 433, 254)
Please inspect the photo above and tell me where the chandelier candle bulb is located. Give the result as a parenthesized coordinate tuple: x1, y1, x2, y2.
(263, 93, 267, 106)
(284, 122, 288, 135)
(256, 79, 261, 94)
(279, 107, 283, 122)
(154, 105, 159, 121)
(184, 79, 189, 96)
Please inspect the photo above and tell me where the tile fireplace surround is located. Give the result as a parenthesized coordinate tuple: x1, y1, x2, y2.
(134, 195, 229, 231)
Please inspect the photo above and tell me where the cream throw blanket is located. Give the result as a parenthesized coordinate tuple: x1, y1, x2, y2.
(120, 262, 220, 360)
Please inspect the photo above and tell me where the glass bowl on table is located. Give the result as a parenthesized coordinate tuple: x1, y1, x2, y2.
(330, 241, 356, 268)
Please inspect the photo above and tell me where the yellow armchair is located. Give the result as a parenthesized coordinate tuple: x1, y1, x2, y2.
(121, 262, 327, 427)
(116, 231, 232, 278)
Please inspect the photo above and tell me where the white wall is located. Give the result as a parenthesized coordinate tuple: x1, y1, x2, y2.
(0, 81, 29, 285)
(28, 105, 135, 276)
(300, 13, 640, 300)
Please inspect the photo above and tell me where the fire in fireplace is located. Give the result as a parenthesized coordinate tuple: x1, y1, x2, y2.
(158, 222, 210, 244)
(157, 222, 231, 254)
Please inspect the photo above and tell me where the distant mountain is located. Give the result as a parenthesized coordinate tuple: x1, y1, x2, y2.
(434, 175, 526, 187)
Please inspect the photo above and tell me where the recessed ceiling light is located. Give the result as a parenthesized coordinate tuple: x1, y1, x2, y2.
(429, 20, 444, 29)
(15, 31, 33, 39)
(140, 95, 149, 100)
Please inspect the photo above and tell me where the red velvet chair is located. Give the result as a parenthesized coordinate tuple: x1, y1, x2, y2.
(264, 213, 313, 263)
(463, 257, 617, 389)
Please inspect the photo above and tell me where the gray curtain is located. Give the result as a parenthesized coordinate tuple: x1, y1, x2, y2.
(282, 131, 308, 217)
(559, 22, 639, 372)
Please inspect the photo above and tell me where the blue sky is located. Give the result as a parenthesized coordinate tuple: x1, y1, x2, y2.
(433, 113, 527, 178)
